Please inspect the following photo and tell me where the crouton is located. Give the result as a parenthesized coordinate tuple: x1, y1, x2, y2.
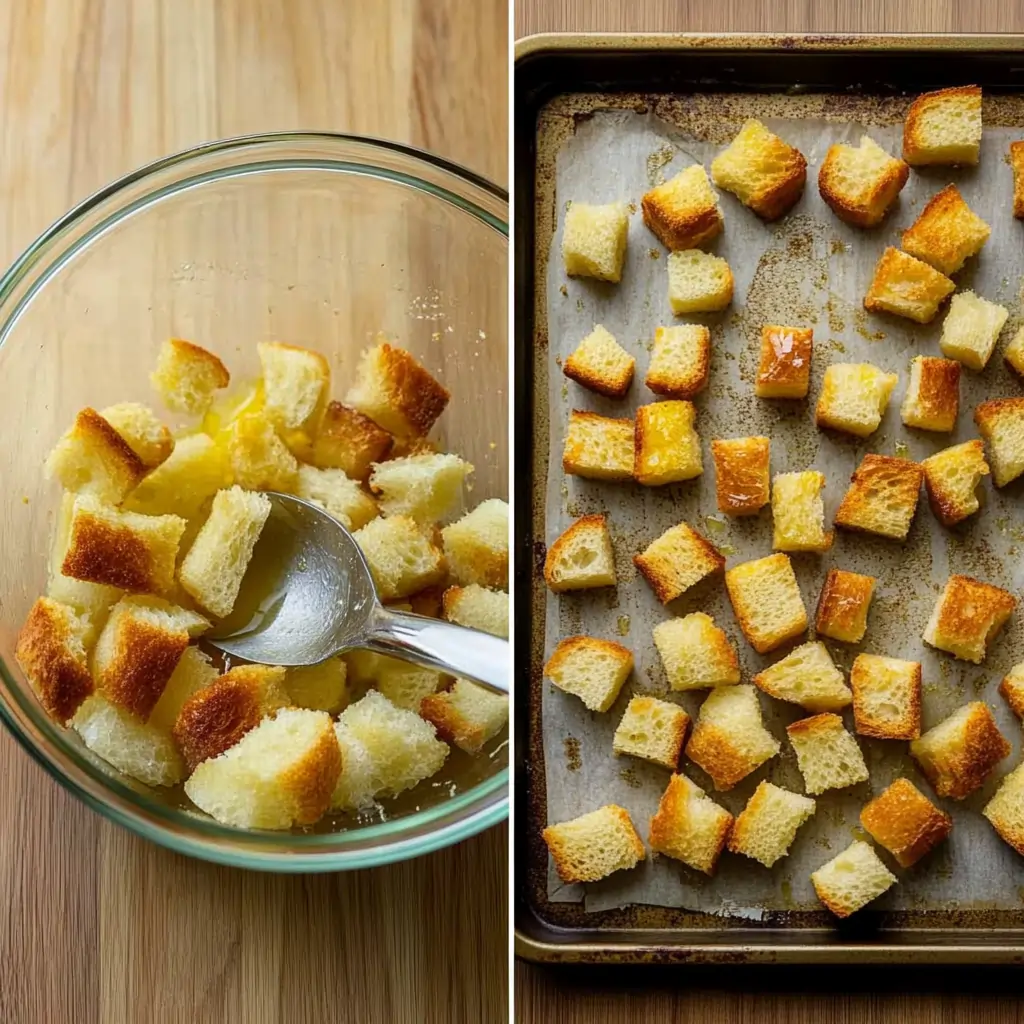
(641, 164, 723, 250)
(725, 553, 808, 654)
(612, 695, 690, 769)
(817, 135, 909, 227)
(561, 201, 630, 283)
(645, 324, 710, 399)
(910, 701, 1010, 798)
(442, 585, 508, 638)
(634, 521, 723, 604)
(921, 440, 989, 527)
(787, 713, 869, 795)
(815, 363, 898, 438)
(901, 356, 961, 433)
(1004, 326, 1024, 379)
(903, 85, 982, 166)
(939, 291, 1008, 370)
(753, 642, 852, 713)
(727, 781, 816, 868)
(975, 397, 1024, 487)
(634, 401, 703, 486)
(442, 498, 508, 589)
(257, 341, 329, 432)
(311, 401, 394, 481)
(420, 680, 508, 754)
(815, 569, 875, 644)
(368, 453, 469, 524)
(983, 762, 1024, 855)
(710, 119, 807, 220)
(834, 454, 924, 542)
(562, 324, 635, 398)
(811, 841, 897, 918)
(923, 574, 1015, 664)
(755, 325, 813, 399)
(343, 649, 444, 711)
(544, 635, 633, 713)
(543, 513, 615, 593)
(297, 465, 378, 531)
(1012, 141, 1024, 219)
(771, 471, 832, 553)
(863, 247, 955, 324)
(562, 410, 634, 482)
(1000, 663, 1024, 719)
(850, 654, 922, 740)
(861, 778, 952, 867)
(903, 185, 991, 277)
(649, 773, 733, 875)
(652, 612, 740, 691)
(284, 658, 347, 714)
(100, 403, 174, 469)
(544, 804, 645, 883)
(711, 436, 770, 515)
(667, 250, 733, 314)
(122, 433, 231, 521)
(353, 514, 446, 601)
(147, 646, 220, 733)
(226, 412, 300, 492)
(150, 338, 230, 416)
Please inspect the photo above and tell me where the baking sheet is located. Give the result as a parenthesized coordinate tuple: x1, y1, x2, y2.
(541, 100, 1024, 915)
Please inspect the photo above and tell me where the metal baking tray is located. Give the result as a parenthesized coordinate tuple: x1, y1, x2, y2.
(514, 32, 1024, 965)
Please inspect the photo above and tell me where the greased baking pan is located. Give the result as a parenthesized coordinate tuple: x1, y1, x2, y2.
(514, 33, 1024, 965)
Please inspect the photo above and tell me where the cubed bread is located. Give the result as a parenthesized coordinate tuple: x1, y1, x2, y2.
(921, 440, 989, 527)
(612, 695, 690, 769)
(724, 553, 808, 654)
(753, 642, 852, 713)
(1012, 140, 1024, 219)
(257, 341, 330, 431)
(902, 85, 982, 166)
(353, 514, 446, 601)
(178, 487, 272, 618)
(368, 452, 470, 524)
(667, 250, 733, 314)
(863, 247, 955, 324)
(685, 684, 780, 791)
(428, 498, 500, 590)
(1000, 663, 1024, 719)
(420, 679, 508, 754)
(861, 778, 952, 867)
(645, 324, 710, 400)
(815, 569, 875, 643)
(652, 612, 740, 691)
(147, 645, 220, 733)
(771, 470, 832, 553)
(100, 402, 174, 469)
(817, 135, 909, 227)
(562, 410, 635, 481)
(298, 464, 379, 531)
(851, 654, 922, 740)
(123, 433, 230, 521)
(442, 585, 509, 638)
(649, 773, 733, 875)
(787, 713, 869, 795)
(939, 291, 1008, 371)
(983, 762, 1024, 855)
(710, 119, 807, 220)
(562, 324, 635, 398)
(543, 635, 633, 713)
(543, 513, 615, 592)
(561, 201, 630, 282)
(901, 356, 961, 433)
(815, 363, 897, 438)
(226, 412, 300, 492)
(711, 436, 770, 515)
(923, 574, 1015, 664)
(634, 401, 703, 486)
(902, 185, 991, 276)
(311, 401, 394, 481)
(343, 650, 445, 712)
(975, 397, 1024, 487)
(641, 164, 724, 250)
(727, 781, 816, 868)
(1004, 326, 1024, 379)
(150, 338, 230, 416)
(910, 701, 1010, 798)
(834, 454, 924, 542)
(755, 325, 813, 399)
(544, 804, 645, 883)
(811, 841, 897, 918)
(634, 521, 723, 604)
(284, 659, 347, 714)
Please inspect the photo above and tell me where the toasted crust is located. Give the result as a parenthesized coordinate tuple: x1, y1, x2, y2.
(850, 654, 922, 740)
(755, 325, 813, 399)
(311, 401, 394, 480)
(901, 356, 960, 433)
(901, 185, 991, 275)
(815, 569, 876, 644)
(46, 407, 148, 501)
(923, 574, 1016, 664)
(863, 247, 955, 324)
(974, 397, 1024, 487)
(543, 805, 645, 883)
(543, 635, 634, 713)
(834, 454, 924, 541)
(163, 339, 230, 385)
(633, 522, 724, 604)
(283, 720, 344, 826)
(922, 440, 989, 527)
(645, 325, 710, 399)
(684, 723, 760, 792)
(999, 665, 1024, 719)
(711, 436, 770, 515)
(1012, 141, 1024, 219)
(543, 513, 616, 592)
(648, 773, 733, 874)
(562, 325, 635, 398)
(860, 778, 952, 867)
(903, 85, 982, 166)
(817, 137, 909, 227)
(641, 165, 723, 251)
(725, 553, 808, 654)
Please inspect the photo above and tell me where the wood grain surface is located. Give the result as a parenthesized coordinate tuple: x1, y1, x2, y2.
(0, 3, 508, 1023)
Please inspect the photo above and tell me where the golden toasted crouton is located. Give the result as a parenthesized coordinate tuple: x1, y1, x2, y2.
(150, 338, 230, 416)
(755, 325, 813, 399)
(910, 701, 1010, 799)
(649, 773, 733, 875)
(863, 247, 955, 324)
(834, 454, 923, 541)
(441, 498, 508, 589)
(634, 401, 703, 486)
(561, 201, 630, 282)
(544, 635, 632, 712)
(420, 680, 508, 754)
(353, 514, 446, 601)
(901, 356, 960, 433)
(652, 612, 740, 691)
(147, 645, 220, 733)
(100, 403, 174, 469)
(903, 85, 982, 165)
(815, 362, 897, 438)
(1000, 663, 1024, 719)
(562, 324, 635, 398)
(771, 471, 832, 553)
(645, 324, 710, 399)
(851, 654, 921, 740)
(725, 553, 808, 654)
(1004, 325, 1024, 379)
(753, 642, 852, 713)
(983, 762, 1024, 855)
(975, 397, 1024, 487)
(442, 585, 508, 638)
(710, 119, 807, 220)
(642, 165, 723, 250)
(818, 135, 909, 227)
(257, 341, 329, 431)
(311, 401, 394, 481)
(297, 465, 378, 531)
(939, 291, 1008, 371)
(922, 440, 989, 527)
(727, 781, 816, 868)
(123, 433, 230, 521)
(612, 695, 690, 769)
(861, 778, 952, 867)
(343, 650, 444, 712)
(815, 568, 875, 643)
(903, 184, 991, 276)
(711, 436, 770, 515)
(562, 410, 634, 482)
(923, 574, 1015, 664)
(1012, 141, 1024, 219)
(225, 412, 299, 493)
(368, 453, 470, 524)
(544, 804, 645, 883)
(667, 250, 733, 314)
(634, 521, 723, 604)
(788, 713, 869, 795)
(543, 513, 615, 592)
(811, 841, 896, 918)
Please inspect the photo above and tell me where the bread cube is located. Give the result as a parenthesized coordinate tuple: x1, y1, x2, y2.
(612, 695, 690, 769)
(901, 356, 960, 433)
(543, 635, 633, 712)
(1000, 663, 1024, 720)
(225, 412, 300, 493)
(150, 338, 229, 415)
(645, 324, 710, 400)
(815, 568, 875, 644)
(297, 464, 378, 531)
(123, 433, 230, 521)
(939, 291, 1008, 371)
(543, 513, 615, 592)
(368, 452, 470, 524)
(817, 135, 909, 227)
(771, 471, 832, 553)
(811, 841, 897, 918)
(903, 186, 991, 278)
(652, 612, 740, 691)
(544, 804, 645, 883)
(923, 574, 1015, 664)
(902, 85, 982, 166)
(311, 400, 394, 481)
(257, 341, 329, 431)
(787, 713, 869, 795)
(649, 773, 733, 875)
(442, 498, 508, 589)
(1012, 140, 1024, 219)
(727, 781, 816, 867)
(634, 521, 723, 604)
(634, 401, 703, 486)
(344, 650, 445, 711)
(283, 658, 347, 714)
(815, 363, 897, 438)
(975, 397, 1024, 487)
(641, 164, 723, 250)
(851, 654, 922, 740)
(753, 642, 852, 713)
(863, 247, 955, 324)
(711, 436, 770, 515)
(146, 645, 219, 733)
(561, 201, 630, 282)
(755, 325, 813, 399)
(1004, 325, 1024, 379)
(667, 250, 733, 314)
(861, 778, 952, 867)
(354, 514, 446, 601)
(420, 679, 508, 754)
(983, 762, 1024, 856)
(910, 701, 1010, 799)
(710, 119, 807, 220)
(834, 454, 924, 541)
(724, 553, 808, 654)
(563, 324, 635, 398)
(562, 410, 634, 482)
(442, 585, 508, 638)
(100, 402, 173, 469)
(922, 440, 989, 527)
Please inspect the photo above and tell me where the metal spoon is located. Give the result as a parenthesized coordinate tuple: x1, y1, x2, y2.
(207, 492, 509, 695)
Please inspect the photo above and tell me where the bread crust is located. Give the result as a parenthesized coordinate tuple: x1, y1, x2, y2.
(543, 514, 615, 592)
(902, 356, 960, 433)
(834, 454, 923, 541)
(166, 338, 230, 384)
(863, 247, 955, 324)
(999, 667, 1024, 719)
(924, 574, 1016, 664)
(817, 141, 909, 227)
(814, 568, 875, 643)
(645, 325, 710, 399)
(902, 85, 982, 166)
(711, 120, 807, 220)
(711, 436, 770, 515)
(543, 805, 645, 883)
(649, 774, 732, 873)
(860, 778, 952, 867)
(911, 702, 1010, 799)
(641, 168, 723, 251)
(901, 184, 990, 275)
(563, 334, 635, 398)
(1012, 141, 1024, 219)
(633, 523, 724, 604)
(51, 407, 148, 497)
(352, 343, 450, 439)
(922, 440, 989, 527)
(685, 722, 760, 791)
(974, 397, 1024, 488)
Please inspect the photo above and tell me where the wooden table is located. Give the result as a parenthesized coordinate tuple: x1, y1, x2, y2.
(0, 3, 507, 1022)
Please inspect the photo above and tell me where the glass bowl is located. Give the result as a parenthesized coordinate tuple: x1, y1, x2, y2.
(0, 133, 508, 870)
